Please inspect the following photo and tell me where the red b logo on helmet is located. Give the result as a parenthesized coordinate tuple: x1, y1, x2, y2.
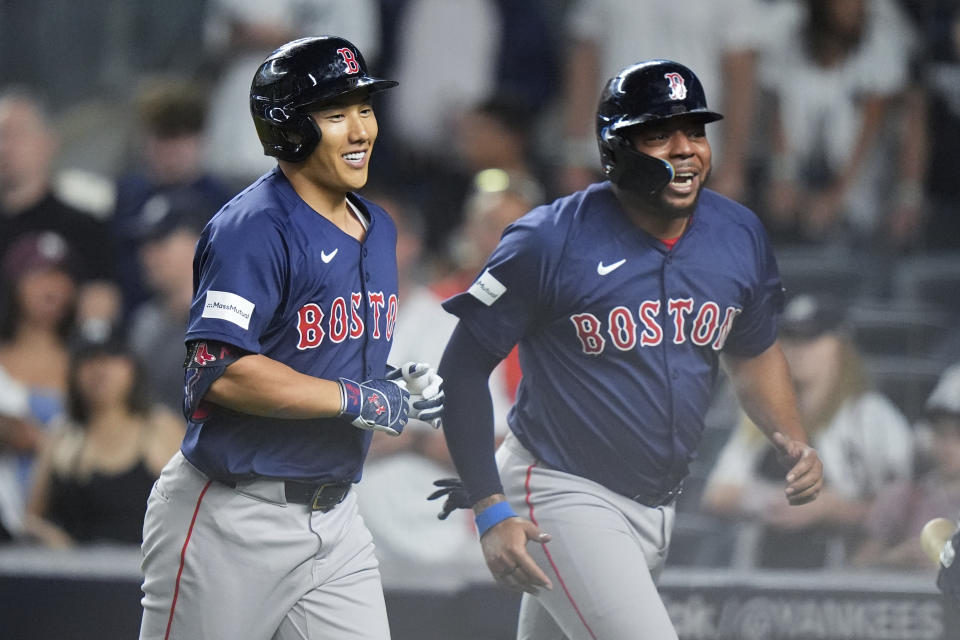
(664, 72, 687, 100)
(337, 48, 361, 74)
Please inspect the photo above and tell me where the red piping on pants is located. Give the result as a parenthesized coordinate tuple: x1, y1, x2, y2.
(524, 462, 598, 640)
(164, 479, 212, 640)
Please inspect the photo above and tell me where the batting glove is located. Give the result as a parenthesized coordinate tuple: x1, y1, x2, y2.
(387, 362, 444, 429)
(338, 377, 410, 436)
(938, 529, 960, 603)
(427, 477, 471, 520)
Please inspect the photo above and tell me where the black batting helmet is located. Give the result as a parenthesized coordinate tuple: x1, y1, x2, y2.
(250, 36, 398, 162)
(596, 60, 723, 196)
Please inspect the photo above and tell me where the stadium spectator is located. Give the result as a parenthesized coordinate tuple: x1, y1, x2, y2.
(375, 0, 558, 251)
(887, 0, 960, 251)
(22, 328, 183, 548)
(111, 76, 232, 316)
(701, 293, 914, 568)
(756, 0, 917, 246)
(126, 191, 210, 414)
(853, 363, 960, 568)
(0, 87, 120, 331)
(0, 232, 80, 527)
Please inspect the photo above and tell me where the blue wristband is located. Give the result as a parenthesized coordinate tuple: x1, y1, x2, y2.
(475, 501, 517, 537)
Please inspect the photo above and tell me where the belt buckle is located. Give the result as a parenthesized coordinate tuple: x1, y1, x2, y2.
(310, 482, 348, 512)
(310, 483, 334, 511)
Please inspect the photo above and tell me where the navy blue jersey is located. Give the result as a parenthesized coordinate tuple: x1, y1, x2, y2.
(443, 182, 783, 497)
(181, 167, 398, 484)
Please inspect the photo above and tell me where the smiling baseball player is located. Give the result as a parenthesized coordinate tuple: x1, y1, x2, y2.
(138, 36, 442, 640)
(433, 60, 824, 639)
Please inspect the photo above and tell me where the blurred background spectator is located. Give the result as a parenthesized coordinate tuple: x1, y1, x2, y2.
(755, 0, 917, 247)
(111, 76, 232, 317)
(892, 1, 960, 252)
(701, 293, 914, 568)
(373, 0, 559, 252)
(0, 232, 78, 538)
(0, 88, 111, 274)
(853, 363, 960, 568)
(126, 194, 211, 415)
(21, 329, 183, 548)
(0, 88, 121, 333)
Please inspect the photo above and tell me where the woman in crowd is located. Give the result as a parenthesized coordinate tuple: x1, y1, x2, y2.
(0, 231, 79, 537)
(23, 329, 183, 547)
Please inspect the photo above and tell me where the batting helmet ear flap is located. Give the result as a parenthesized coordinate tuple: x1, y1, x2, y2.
(278, 112, 321, 163)
(257, 107, 321, 162)
(599, 127, 674, 196)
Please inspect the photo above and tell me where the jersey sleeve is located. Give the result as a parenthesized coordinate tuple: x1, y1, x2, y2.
(442, 217, 556, 360)
(185, 212, 288, 353)
(721, 221, 785, 357)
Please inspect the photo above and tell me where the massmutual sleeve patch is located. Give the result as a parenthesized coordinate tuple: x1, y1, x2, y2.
(201, 290, 256, 330)
(468, 270, 507, 306)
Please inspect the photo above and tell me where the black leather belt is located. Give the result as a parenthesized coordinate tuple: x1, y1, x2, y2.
(283, 480, 352, 512)
(630, 480, 684, 508)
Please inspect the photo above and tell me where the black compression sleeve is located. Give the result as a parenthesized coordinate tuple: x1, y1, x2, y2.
(437, 322, 506, 505)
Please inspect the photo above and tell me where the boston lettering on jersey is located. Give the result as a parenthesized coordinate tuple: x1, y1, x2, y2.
(570, 297, 742, 354)
(296, 291, 398, 349)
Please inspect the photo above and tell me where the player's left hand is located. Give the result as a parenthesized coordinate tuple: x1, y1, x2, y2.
(771, 431, 823, 506)
(387, 362, 444, 428)
(938, 528, 960, 602)
(480, 515, 553, 595)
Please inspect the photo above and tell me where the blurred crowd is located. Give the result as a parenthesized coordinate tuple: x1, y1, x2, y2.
(0, 0, 958, 582)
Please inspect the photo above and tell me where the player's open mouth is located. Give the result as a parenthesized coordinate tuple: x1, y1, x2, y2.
(669, 172, 697, 194)
(342, 151, 367, 166)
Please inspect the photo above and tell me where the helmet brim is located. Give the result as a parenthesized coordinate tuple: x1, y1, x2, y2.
(611, 109, 723, 133)
(294, 77, 398, 111)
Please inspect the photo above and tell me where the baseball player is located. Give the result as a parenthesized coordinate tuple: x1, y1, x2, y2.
(138, 36, 442, 640)
(432, 60, 824, 639)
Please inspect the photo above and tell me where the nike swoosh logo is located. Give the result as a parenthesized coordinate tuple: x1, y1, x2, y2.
(597, 259, 626, 275)
(321, 248, 338, 263)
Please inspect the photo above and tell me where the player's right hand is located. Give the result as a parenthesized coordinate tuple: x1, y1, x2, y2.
(338, 377, 410, 436)
(480, 513, 553, 595)
(771, 431, 823, 506)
